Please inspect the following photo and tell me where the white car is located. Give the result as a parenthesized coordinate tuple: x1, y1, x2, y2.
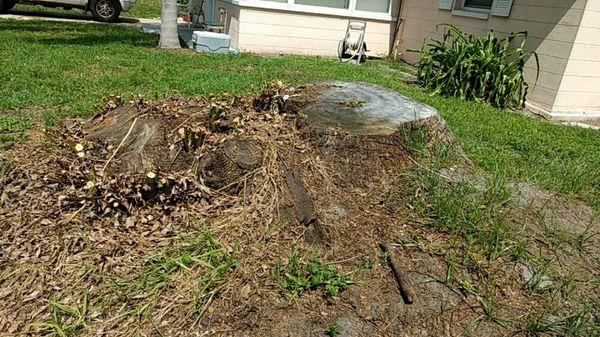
(1, 0, 135, 22)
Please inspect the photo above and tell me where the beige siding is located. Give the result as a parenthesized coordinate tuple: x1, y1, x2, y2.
(554, 0, 600, 115)
(397, 0, 587, 114)
(217, 3, 399, 57)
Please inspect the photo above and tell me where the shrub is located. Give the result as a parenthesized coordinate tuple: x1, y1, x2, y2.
(412, 24, 538, 109)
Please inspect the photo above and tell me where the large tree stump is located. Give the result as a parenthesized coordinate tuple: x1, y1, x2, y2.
(278, 82, 443, 244)
(82, 82, 445, 246)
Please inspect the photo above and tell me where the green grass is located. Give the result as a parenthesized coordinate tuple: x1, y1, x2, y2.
(126, 0, 160, 18)
(32, 294, 91, 337)
(0, 19, 599, 210)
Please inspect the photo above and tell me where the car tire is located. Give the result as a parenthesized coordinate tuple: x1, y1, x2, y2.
(0, 0, 17, 13)
(90, 0, 120, 22)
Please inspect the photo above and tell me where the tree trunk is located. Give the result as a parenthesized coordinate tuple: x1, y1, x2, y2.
(158, 0, 180, 49)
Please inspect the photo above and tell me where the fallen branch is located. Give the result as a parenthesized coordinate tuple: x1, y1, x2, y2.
(380, 242, 415, 304)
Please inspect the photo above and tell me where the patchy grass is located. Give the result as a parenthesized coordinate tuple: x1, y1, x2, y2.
(32, 294, 91, 336)
(400, 133, 599, 336)
(0, 18, 599, 212)
(31, 229, 236, 335)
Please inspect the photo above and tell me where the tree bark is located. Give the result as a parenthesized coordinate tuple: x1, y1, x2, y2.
(158, 0, 180, 49)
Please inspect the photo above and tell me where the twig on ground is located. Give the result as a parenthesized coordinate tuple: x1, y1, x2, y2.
(381, 242, 416, 304)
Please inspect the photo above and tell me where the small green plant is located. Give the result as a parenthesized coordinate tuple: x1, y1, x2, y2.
(324, 322, 341, 337)
(275, 252, 355, 298)
(412, 24, 539, 108)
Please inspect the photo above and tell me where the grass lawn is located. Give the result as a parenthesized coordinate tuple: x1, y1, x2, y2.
(126, 0, 160, 18)
(12, 0, 161, 19)
(0, 18, 599, 211)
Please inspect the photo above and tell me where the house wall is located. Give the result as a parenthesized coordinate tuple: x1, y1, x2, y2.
(215, 0, 400, 57)
(215, 1, 241, 49)
(397, 0, 591, 118)
(553, 0, 600, 118)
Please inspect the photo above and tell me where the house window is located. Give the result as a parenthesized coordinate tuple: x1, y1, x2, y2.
(464, 0, 493, 11)
(220, 0, 394, 21)
(356, 0, 391, 13)
(294, 0, 350, 9)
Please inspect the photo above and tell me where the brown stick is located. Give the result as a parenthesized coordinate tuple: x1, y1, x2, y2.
(380, 242, 415, 304)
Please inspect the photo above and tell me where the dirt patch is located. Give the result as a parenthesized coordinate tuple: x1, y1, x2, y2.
(0, 83, 597, 336)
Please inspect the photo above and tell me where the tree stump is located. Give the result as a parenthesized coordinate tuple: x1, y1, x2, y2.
(82, 82, 445, 245)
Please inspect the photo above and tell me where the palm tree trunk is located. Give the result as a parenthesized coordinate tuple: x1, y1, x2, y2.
(158, 0, 180, 49)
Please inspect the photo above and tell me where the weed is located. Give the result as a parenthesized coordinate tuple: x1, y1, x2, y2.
(397, 121, 430, 158)
(408, 166, 519, 266)
(444, 254, 456, 287)
(275, 252, 355, 298)
(509, 239, 529, 262)
(324, 322, 341, 337)
(0, 158, 12, 176)
(362, 255, 375, 270)
(0, 116, 31, 133)
(140, 230, 235, 292)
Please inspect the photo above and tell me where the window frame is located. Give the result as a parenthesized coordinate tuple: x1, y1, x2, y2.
(462, 0, 493, 13)
(220, 0, 395, 21)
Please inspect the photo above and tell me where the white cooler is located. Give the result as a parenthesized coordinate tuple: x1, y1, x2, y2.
(191, 31, 231, 54)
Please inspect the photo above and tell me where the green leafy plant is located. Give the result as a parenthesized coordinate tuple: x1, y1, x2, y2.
(275, 252, 355, 298)
(412, 24, 539, 108)
(324, 322, 341, 337)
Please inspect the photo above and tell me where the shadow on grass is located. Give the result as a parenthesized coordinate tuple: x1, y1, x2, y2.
(0, 18, 156, 47)
(5, 9, 139, 23)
